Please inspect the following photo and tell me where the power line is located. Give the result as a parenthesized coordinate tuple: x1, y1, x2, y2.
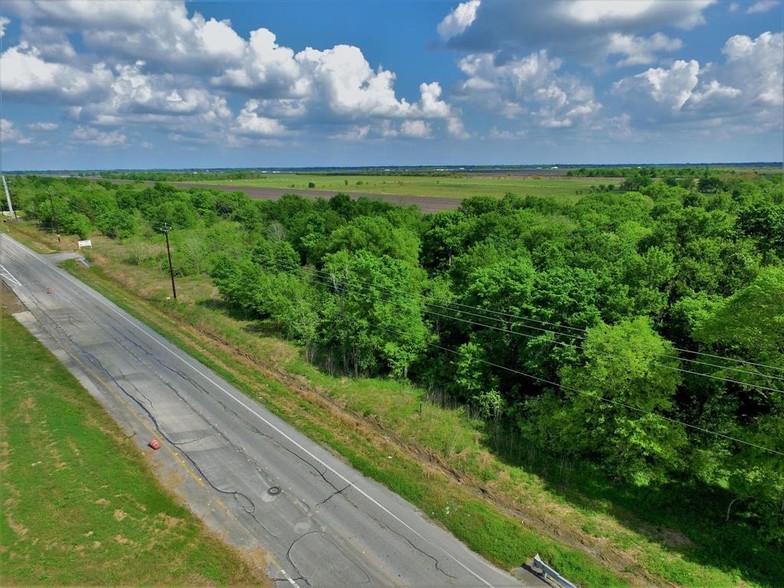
(360, 274, 784, 394)
(442, 298, 784, 374)
(287, 263, 784, 389)
(429, 340, 784, 458)
(287, 263, 784, 393)
(219, 261, 784, 457)
(367, 319, 784, 458)
(294, 261, 784, 375)
(423, 300, 784, 385)
(422, 307, 784, 395)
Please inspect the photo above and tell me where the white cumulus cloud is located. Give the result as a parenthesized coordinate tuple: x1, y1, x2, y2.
(563, 0, 707, 27)
(721, 32, 783, 107)
(605, 32, 683, 67)
(614, 59, 700, 111)
(71, 126, 126, 146)
(296, 44, 412, 118)
(1, 0, 464, 143)
(611, 32, 783, 131)
(437, 0, 480, 41)
(27, 122, 59, 131)
(439, 0, 715, 66)
(222, 44, 463, 133)
(447, 116, 470, 139)
(234, 100, 287, 137)
(488, 127, 526, 139)
(747, 0, 780, 14)
(330, 125, 371, 141)
(418, 82, 452, 118)
(1, 119, 33, 144)
(456, 50, 601, 128)
(0, 44, 112, 102)
(64, 61, 233, 143)
(400, 120, 431, 138)
(4, 0, 245, 73)
(211, 28, 302, 95)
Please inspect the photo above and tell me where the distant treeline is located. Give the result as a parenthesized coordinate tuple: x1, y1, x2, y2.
(52, 164, 777, 183)
(94, 170, 270, 182)
(8, 171, 784, 555)
(566, 165, 779, 178)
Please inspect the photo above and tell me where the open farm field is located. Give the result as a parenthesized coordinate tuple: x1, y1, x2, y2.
(175, 182, 467, 213)
(186, 173, 609, 202)
(0, 285, 266, 586)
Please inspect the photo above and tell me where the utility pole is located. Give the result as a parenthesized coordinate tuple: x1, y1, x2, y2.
(1, 175, 17, 220)
(158, 222, 177, 301)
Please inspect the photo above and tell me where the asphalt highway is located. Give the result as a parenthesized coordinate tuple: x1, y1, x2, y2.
(1, 234, 544, 587)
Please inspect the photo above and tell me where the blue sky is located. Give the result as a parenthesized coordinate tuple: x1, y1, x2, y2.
(1, 0, 782, 170)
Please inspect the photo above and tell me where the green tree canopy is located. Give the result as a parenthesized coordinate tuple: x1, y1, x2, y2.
(556, 317, 687, 484)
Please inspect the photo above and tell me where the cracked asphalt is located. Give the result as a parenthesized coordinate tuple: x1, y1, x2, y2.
(1, 234, 544, 587)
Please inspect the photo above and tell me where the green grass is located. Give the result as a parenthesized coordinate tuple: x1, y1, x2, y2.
(64, 245, 782, 587)
(56, 245, 779, 588)
(56, 259, 627, 587)
(186, 173, 609, 201)
(283, 358, 780, 588)
(8, 221, 780, 587)
(0, 312, 265, 586)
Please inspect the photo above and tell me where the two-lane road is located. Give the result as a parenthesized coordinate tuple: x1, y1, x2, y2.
(1, 234, 541, 587)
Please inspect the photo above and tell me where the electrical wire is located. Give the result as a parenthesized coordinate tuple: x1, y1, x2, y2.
(369, 318, 784, 458)
(310, 269, 784, 394)
(424, 299, 784, 380)
(428, 341, 784, 457)
(218, 260, 784, 456)
(280, 262, 784, 392)
(441, 298, 784, 373)
(292, 261, 783, 377)
(422, 300, 784, 385)
(422, 307, 784, 395)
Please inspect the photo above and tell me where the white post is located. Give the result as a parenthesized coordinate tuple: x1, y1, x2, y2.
(2, 175, 16, 220)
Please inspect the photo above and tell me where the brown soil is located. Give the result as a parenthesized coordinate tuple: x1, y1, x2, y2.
(210, 184, 464, 213)
(0, 282, 25, 317)
(108, 179, 465, 213)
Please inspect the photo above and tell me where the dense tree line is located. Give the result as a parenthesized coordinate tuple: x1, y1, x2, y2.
(566, 165, 760, 178)
(93, 170, 270, 182)
(8, 171, 783, 546)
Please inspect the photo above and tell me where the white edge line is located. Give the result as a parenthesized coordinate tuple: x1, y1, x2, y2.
(0, 263, 22, 287)
(280, 569, 301, 587)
